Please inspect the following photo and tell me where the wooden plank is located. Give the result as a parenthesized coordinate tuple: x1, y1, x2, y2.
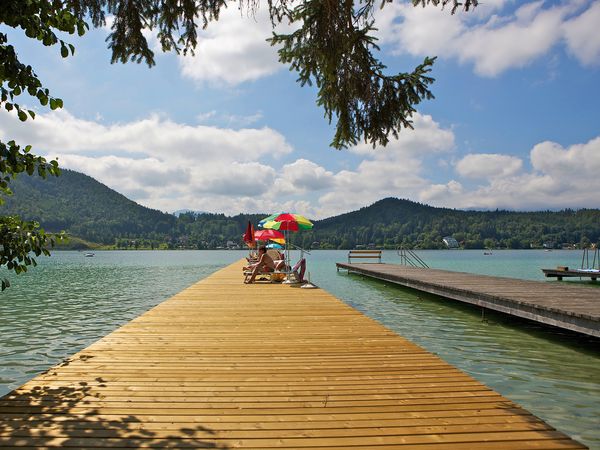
(0, 260, 586, 449)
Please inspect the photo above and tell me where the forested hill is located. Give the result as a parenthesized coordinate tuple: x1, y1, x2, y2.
(1, 170, 599, 249)
(311, 198, 600, 249)
(0, 169, 175, 244)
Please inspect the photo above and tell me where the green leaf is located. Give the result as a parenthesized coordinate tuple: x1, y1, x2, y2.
(17, 110, 27, 121)
(60, 44, 68, 58)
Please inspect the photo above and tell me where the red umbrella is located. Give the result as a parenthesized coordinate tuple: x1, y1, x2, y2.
(242, 221, 255, 248)
(254, 229, 285, 243)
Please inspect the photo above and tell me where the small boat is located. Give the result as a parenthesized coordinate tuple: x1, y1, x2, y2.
(483, 251, 493, 255)
(84, 252, 95, 257)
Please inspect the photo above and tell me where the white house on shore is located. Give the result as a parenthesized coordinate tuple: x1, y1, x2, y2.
(443, 236, 459, 249)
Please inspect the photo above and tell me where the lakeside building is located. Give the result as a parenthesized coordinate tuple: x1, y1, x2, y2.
(442, 236, 459, 249)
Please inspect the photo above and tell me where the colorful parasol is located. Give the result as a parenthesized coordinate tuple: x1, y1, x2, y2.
(259, 213, 313, 231)
(254, 229, 285, 244)
(258, 213, 313, 283)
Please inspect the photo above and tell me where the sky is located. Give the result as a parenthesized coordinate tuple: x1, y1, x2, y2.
(1, 0, 599, 219)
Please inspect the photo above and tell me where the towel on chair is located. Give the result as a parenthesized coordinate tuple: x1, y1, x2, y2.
(292, 258, 306, 282)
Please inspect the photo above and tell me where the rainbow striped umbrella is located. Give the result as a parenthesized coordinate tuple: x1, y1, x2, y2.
(259, 213, 313, 232)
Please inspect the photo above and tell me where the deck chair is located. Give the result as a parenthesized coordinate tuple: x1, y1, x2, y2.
(243, 250, 285, 283)
(266, 249, 285, 265)
(246, 249, 284, 266)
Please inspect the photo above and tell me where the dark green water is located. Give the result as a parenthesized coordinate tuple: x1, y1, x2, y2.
(0, 250, 598, 447)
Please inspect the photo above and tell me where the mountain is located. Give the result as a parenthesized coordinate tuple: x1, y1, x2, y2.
(318, 198, 449, 229)
(311, 198, 600, 249)
(1, 171, 599, 250)
(0, 170, 175, 244)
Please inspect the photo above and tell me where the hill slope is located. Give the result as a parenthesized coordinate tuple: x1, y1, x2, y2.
(0, 170, 175, 244)
(311, 198, 600, 249)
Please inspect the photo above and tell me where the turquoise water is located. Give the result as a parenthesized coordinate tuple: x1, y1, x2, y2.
(0, 250, 598, 448)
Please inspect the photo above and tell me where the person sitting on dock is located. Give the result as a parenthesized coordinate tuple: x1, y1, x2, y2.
(244, 246, 278, 284)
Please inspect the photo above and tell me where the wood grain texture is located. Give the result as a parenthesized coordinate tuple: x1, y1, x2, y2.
(0, 261, 586, 449)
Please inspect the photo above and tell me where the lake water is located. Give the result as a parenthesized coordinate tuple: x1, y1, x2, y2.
(0, 249, 598, 448)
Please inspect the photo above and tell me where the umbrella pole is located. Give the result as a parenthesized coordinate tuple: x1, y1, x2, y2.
(284, 226, 293, 283)
(286, 228, 290, 280)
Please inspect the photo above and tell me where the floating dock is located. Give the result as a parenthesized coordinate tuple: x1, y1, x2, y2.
(542, 268, 599, 281)
(0, 261, 586, 449)
(336, 263, 600, 338)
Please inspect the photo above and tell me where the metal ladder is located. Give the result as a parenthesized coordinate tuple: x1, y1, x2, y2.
(397, 246, 429, 268)
(581, 247, 599, 270)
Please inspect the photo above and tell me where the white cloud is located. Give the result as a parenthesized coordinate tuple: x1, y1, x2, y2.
(1, 109, 291, 163)
(196, 110, 217, 122)
(0, 107, 458, 218)
(375, 2, 463, 56)
(562, 2, 600, 65)
(314, 113, 456, 217)
(350, 113, 455, 156)
(222, 112, 264, 127)
(178, 8, 286, 86)
(530, 137, 600, 177)
(0, 108, 293, 213)
(196, 110, 263, 127)
(308, 131, 595, 214)
(376, 0, 598, 76)
(429, 136, 600, 210)
(456, 153, 523, 179)
(279, 159, 335, 193)
(55, 154, 191, 200)
(420, 180, 464, 204)
(457, 3, 566, 76)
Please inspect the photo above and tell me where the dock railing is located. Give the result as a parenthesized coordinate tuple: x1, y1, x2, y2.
(289, 242, 311, 259)
(398, 246, 429, 268)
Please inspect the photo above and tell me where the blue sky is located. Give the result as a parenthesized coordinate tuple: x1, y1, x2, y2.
(1, 0, 599, 218)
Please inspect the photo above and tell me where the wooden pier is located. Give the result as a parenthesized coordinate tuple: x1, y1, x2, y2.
(0, 261, 586, 449)
(336, 263, 600, 338)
